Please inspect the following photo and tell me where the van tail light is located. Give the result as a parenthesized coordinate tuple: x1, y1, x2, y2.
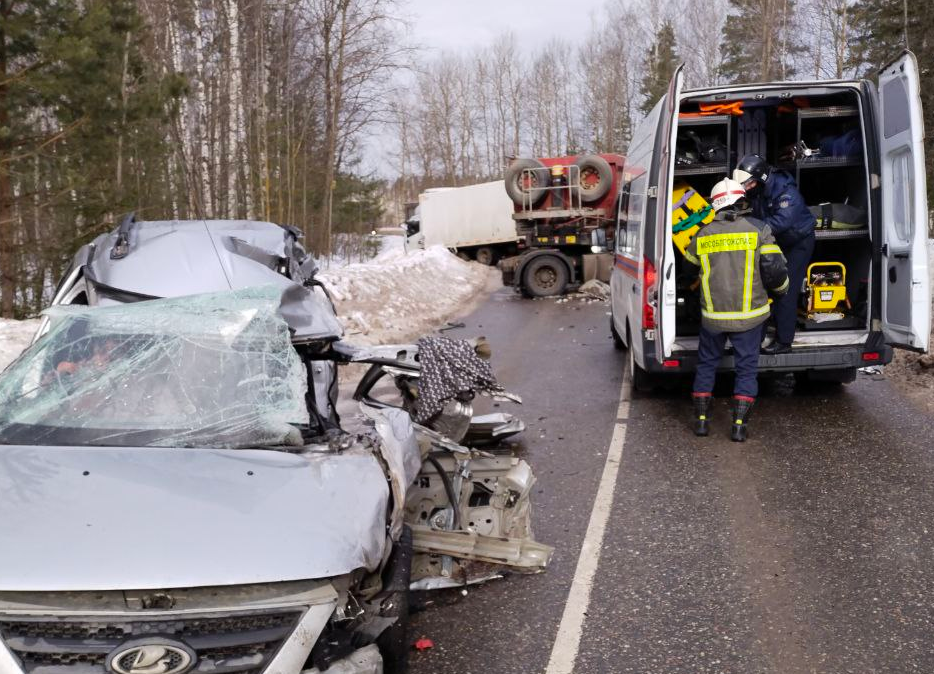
(662, 359, 680, 368)
(642, 256, 657, 330)
(862, 351, 880, 361)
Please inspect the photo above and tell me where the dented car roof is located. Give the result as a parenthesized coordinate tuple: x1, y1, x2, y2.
(68, 218, 343, 343)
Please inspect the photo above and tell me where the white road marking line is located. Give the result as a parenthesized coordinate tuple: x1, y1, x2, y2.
(545, 369, 632, 674)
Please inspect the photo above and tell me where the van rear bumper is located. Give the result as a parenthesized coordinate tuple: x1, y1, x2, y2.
(643, 343, 893, 374)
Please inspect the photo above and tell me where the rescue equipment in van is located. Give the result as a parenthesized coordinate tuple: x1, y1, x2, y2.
(671, 181, 715, 255)
(818, 129, 862, 158)
(806, 262, 851, 319)
(808, 203, 867, 230)
(677, 131, 729, 164)
(679, 101, 745, 118)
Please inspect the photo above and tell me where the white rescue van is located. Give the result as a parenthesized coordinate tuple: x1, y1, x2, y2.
(610, 50, 930, 389)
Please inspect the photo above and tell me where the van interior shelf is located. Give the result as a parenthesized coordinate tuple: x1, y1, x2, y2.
(813, 228, 868, 240)
(777, 157, 863, 170)
(796, 157, 863, 169)
(676, 114, 731, 127)
(674, 163, 729, 176)
(797, 106, 858, 119)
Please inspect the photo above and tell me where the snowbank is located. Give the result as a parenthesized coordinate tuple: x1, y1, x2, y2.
(0, 319, 41, 372)
(319, 245, 491, 345)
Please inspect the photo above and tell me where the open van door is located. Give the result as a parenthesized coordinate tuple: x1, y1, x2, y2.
(878, 50, 930, 352)
(654, 64, 685, 361)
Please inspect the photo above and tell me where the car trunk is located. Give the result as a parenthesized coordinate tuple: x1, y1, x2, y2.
(669, 86, 873, 350)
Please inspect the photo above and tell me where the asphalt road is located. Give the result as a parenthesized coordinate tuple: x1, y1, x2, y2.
(404, 286, 934, 674)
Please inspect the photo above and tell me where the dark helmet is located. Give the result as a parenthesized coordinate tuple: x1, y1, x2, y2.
(732, 154, 771, 195)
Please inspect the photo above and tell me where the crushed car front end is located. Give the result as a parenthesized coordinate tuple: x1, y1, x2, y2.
(1, 218, 552, 674)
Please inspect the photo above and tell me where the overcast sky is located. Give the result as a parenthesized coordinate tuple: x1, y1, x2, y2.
(363, 0, 609, 175)
(400, 0, 606, 55)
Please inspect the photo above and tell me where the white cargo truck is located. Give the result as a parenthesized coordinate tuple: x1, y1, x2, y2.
(406, 180, 520, 265)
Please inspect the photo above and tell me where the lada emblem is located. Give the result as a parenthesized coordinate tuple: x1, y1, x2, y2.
(107, 640, 196, 674)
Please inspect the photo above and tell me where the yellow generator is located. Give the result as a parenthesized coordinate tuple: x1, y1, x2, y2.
(671, 181, 715, 254)
(806, 262, 851, 319)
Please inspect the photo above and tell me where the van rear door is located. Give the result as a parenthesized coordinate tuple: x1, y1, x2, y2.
(654, 64, 685, 361)
(877, 50, 930, 352)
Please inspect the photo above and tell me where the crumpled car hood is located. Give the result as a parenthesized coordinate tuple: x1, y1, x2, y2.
(0, 444, 389, 591)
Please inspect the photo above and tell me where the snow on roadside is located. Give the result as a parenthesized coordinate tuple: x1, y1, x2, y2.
(0, 319, 41, 372)
(318, 245, 491, 345)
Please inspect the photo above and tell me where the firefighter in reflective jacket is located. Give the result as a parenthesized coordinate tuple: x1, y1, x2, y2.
(683, 178, 789, 442)
(733, 154, 816, 355)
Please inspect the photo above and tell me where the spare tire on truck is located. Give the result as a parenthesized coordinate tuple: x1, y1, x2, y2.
(522, 255, 569, 297)
(572, 154, 613, 203)
(505, 158, 548, 207)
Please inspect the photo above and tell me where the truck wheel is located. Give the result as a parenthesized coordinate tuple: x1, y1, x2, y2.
(455, 251, 471, 262)
(376, 525, 412, 674)
(523, 256, 569, 297)
(505, 158, 548, 206)
(572, 154, 613, 203)
(475, 246, 495, 266)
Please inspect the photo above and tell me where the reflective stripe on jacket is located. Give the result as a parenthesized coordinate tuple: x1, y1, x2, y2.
(684, 212, 789, 332)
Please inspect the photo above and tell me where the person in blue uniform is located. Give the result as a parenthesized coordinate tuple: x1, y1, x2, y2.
(733, 154, 816, 355)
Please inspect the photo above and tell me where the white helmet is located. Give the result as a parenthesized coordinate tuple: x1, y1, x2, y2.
(709, 178, 746, 212)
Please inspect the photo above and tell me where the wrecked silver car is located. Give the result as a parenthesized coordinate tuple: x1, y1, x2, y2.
(0, 217, 551, 674)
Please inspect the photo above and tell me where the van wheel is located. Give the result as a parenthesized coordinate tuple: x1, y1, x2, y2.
(627, 329, 655, 392)
(611, 313, 625, 350)
(455, 251, 471, 262)
(376, 525, 412, 674)
(475, 246, 495, 266)
(523, 256, 569, 297)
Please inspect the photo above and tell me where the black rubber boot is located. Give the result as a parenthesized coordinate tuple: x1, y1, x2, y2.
(692, 394, 712, 437)
(731, 396, 755, 442)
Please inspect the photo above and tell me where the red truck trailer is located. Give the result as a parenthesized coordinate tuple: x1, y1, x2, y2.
(499, 153, 624, 296)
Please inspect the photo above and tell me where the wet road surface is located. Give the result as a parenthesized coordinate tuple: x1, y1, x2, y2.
(403, 287, 934, 674)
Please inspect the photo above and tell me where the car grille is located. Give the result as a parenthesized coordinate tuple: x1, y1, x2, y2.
(0, 611, 302, 674)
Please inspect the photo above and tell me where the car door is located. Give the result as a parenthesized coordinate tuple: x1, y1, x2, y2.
(653, 64, 685, 361)
(877, 50, 930, 352)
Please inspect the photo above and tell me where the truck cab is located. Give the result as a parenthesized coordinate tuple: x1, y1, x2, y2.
(611, 50, 930, 389)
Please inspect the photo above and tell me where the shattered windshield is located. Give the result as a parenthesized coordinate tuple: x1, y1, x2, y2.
(0, 287, 309, 448)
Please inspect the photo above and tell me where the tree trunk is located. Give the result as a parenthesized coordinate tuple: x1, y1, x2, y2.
(0, 0, 15, 317)
(225, 0, 244, 218)
(193, 0, 215, 217)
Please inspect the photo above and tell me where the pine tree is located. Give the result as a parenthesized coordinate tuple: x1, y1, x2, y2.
(719, 0, 804, 83)
(639, 21, 680, 115)
(849, 0, 934, 224)
(0, 0, 182, 317)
